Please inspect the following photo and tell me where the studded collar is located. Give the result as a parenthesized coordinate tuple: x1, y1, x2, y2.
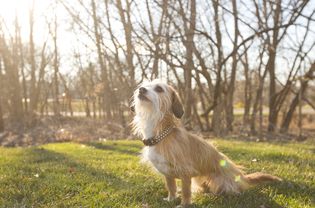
(142, 126, 174, 146)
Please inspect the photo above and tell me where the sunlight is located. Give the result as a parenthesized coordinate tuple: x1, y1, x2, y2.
(0, 0, 33, 21)
(220, 159, 227, 167)
(0, 0, 75, 72)
(0, 0, 33, 15)
(0, 0, 49, 40)
(0, 0, 314, 206)
(234, 175, 241, 182)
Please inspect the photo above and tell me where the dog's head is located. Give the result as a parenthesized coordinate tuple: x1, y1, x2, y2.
(131, 79, 184, 119)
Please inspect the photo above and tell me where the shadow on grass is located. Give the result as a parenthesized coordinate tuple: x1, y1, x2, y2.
(220, 146, 307, 166)
(25, 147, 130, 187)
(193, 179, 315, 208)
(82, 141, 141, 156)
(27, 147, 182, 207)
(21, 147, 176, 207)
(3, 143, 313, 207)
(194, 188, 283, 208)
(79, 141, 314, 207)
(274, 179, 315, 202)
(0, 147, 133, 207)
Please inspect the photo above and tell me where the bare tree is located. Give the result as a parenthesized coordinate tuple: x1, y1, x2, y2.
(265, 0, 309, 132)
(0, 34, 24, 122)
(116, 0, 135, 88)
(91, 0, 112, 119)
(225, 0, 240, 131)
(211, 0, 224, 135)
(280, 63, 315, 132)
(50, 11, 60, 116)
(28, 1, 37, 115)
(7, 0, 315, 142)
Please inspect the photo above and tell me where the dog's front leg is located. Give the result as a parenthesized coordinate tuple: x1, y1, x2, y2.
(180, 176, 191, 207)
(164, 176, 176, 201)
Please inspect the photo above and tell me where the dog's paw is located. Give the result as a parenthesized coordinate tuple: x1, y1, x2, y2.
(176, 205, 192, 208)
(163, 196, 176, 202)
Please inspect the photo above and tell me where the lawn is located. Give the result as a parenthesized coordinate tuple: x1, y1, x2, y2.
(0, 139, 314, 208)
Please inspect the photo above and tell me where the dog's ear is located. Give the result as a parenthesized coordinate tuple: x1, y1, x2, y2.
(130, 105, 135, 113)
(171, 88, 184, 119)
(129, 97, 135, 113)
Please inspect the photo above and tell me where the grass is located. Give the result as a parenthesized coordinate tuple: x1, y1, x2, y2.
(0, 139, 314, 208)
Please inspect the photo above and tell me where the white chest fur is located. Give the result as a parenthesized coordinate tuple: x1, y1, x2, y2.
(142, 146, 171, 175)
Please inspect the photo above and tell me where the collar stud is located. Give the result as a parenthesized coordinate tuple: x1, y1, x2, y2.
(142, 126, 174, 146)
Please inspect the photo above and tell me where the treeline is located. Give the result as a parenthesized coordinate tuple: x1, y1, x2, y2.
(0, 0, 314, 136)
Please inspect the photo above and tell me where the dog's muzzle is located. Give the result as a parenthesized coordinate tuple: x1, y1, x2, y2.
(138, 87, 149, 101)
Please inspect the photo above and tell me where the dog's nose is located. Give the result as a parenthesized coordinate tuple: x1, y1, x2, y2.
(139, 87, 147, 94)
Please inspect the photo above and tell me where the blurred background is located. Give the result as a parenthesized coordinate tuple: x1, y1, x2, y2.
(0, 0, 314, 146)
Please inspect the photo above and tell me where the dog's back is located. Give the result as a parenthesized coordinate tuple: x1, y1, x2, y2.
(155, 127, 280, 194)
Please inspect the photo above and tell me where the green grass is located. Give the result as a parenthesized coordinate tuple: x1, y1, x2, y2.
(0, 139, 314, 208)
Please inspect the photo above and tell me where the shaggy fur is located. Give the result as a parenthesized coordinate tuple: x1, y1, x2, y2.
(131, 79, 281, 207)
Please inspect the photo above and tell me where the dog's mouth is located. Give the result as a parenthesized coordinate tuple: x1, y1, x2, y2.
(138, 94, 150, 101)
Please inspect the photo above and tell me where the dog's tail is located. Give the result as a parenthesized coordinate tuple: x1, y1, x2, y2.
(192, 154, 281, 194)
(245, 172, 282, 184)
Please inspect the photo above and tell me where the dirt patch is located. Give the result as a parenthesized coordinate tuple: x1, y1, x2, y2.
(0, 116, 134, 147)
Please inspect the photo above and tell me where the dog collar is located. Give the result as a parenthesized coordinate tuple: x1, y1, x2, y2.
(142, 126, 174, 146)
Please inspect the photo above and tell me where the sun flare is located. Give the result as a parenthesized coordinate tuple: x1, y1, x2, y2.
(0, 0, 49, 40)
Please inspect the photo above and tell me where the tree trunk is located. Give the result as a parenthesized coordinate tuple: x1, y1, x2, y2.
(182, 0, 196, 127)
(242, 51, 251, 126)
(92, 98, 96, 119)
(145, 0, 167, 79)
(194, 70, 211, 130)
(85, 98, 91, 117)
(211, 0, 224, 136)
(29, 3, 38, 114)
(0, 38, 23, 122)
(225, 0, 239, 132)
(0, 61, 3, 132)
(0, 98, 4, 132)
(267, 51, 277, 131)
(53, 14, 60, 116)
(116, 0, 135, 88)
(298, 81, 302, 138)
(267, 0, 281, 132)
(91, 0, 111, 119)
(250, 68, 268, 133)
(17, 18, 28, 113)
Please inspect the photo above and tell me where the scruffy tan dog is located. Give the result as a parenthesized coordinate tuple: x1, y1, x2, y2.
(131, 79, 281, 207)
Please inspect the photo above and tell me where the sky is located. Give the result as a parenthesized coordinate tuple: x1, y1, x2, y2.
(0, 0, 56, 44)
(0, 0, 78, 75)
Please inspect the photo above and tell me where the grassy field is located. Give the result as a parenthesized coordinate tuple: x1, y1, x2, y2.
(0, 139, 314, 208)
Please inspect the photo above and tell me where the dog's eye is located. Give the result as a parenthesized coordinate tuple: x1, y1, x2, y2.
(154, 86, 164, 93)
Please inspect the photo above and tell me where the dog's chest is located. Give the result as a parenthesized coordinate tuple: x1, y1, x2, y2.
(142, 146, 171, 175)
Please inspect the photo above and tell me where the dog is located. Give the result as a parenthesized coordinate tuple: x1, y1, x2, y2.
(131, 79, 281, 207)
